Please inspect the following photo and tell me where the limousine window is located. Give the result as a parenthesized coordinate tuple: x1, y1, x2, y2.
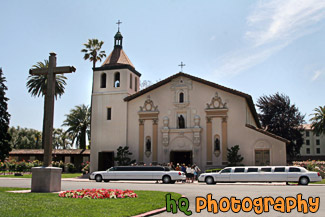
(234, 168, 245, 173)
(247, 168, 258, 172)
(274, 167, 285, 172)
(220, 168, 231, 173)
(261, 167, 272, 172)
(289, 167, 301, 172)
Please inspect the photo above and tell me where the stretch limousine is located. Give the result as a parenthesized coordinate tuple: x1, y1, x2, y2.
(89, 166, 186, 184)
(198, 166, 322, 185)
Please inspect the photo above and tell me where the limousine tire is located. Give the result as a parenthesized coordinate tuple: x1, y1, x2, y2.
(162, 175, 171, 184)
(299, 177, 309, 185)
(205, 176, 216, 185)
(95, 175, 103, 182)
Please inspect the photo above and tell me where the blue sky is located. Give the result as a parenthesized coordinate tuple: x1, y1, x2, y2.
(1, 0, 325, 131)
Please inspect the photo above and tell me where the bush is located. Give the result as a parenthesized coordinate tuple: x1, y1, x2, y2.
(227, 145, 244, 166)
(205, 168, 222, 173)
(293, 160, 325, 178)
(66, 163, 76, 173)
(15, 161, 27, 172)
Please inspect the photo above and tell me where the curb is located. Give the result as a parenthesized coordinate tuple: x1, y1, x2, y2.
(132, 207, 166, 217)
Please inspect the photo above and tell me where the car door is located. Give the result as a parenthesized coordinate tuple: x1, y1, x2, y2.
(103, 167, 116, 180)
(216, 168, 231, 182)
(287, 167, 301, 182)
(273, 167, 287, 181)
(151, 167, 165, 180)
(245, 167, 259, 182)
(230, 168, 246, 182)
(259, 167, 272, 181)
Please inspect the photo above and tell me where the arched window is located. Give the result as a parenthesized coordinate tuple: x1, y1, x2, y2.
(145, 137, 151, 152)
(178, 115, 185, 129)
(179, 92, 184, 103)
(114, 72, 120, 87)
(135, 77, 138, 92)
(214, 138, 220, 151)
(100, 73, 106, 88)
(129, 74, 132, 89)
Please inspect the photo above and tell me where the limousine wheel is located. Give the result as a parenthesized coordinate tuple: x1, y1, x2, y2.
(299, 177, 309, 185)
(205, 176, 216, 185)
(95, 175, 103, 182)
(162, 175, 171, 184)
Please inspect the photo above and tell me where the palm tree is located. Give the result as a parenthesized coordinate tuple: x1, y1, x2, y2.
(53, 128, 72, 149)
(26, 60, 67, 99)
(62, 105, 90, 149)
(310, 106, 325, 135)
(81, 39, 106, 69)
(81, 39, 106, 148)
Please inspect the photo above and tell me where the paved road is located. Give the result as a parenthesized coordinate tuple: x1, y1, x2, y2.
(0, 178, 323, 217)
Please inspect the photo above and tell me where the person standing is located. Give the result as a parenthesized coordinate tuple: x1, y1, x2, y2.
(194, 164, 201, 181)
(186, 164, 192, 183)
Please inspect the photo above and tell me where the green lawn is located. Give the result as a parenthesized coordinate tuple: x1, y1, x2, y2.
(0, 187, 181, 217)
(310, 179, 325, 184)
(0, 173, 82, 178)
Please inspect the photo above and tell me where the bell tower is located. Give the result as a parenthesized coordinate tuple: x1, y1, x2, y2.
(90, 21, 141, 172)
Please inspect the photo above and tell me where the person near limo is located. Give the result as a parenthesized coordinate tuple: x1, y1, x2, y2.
(194, 164, 201, 181)
(186, 164, 195, 183)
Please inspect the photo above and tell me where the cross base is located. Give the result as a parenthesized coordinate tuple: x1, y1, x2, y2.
(31, 167, 62, 192)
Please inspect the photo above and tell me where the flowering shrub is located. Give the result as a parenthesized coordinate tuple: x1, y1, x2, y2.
(59, 189, 138, 199)
(293, 160, 325, 178)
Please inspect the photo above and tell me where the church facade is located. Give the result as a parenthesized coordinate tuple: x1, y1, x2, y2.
(90, 30, 288, 172)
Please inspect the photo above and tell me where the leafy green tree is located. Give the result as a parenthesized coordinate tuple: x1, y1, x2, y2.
(62, 105, 90, 149)
(114, 146, 136, 166)
(227, 145, 244, 166)
(8, 126, 42, 149)
(81, 39, 106, 69)
(310, 106, 325, 136)
(0, 68, 11, 160)
(257, 93, 305, 158)
(26, 60, 67, 99)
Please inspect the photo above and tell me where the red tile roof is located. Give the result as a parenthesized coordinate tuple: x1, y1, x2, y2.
(101, 47, 135, 68)
(246, 124, 289, 143)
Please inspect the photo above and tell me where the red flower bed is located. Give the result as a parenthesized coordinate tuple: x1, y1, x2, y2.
(59, 188, 137, 199)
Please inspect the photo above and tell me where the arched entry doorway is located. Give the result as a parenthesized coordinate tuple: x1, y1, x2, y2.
(170, 151, 192, 166)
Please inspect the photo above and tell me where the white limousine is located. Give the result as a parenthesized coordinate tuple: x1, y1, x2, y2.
(198, 166, 322, 185)
(89, 166, 186, 184)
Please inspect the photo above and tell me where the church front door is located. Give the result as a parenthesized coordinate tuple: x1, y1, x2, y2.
(170, 151, 192, 166)
(98, 152, 114, 171)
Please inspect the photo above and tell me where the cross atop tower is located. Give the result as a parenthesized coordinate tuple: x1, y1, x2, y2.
(116, 20, 122, 31)
(178, 61, 186, 72)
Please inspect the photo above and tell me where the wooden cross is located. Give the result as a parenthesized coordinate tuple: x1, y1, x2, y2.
(116, 20, 122, 31)
(29, 52, 76, 167)
(178, 62, 186, 72)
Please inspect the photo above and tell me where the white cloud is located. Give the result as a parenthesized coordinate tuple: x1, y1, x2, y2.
(246, 0, 325, 46)
(311, 70, 324, 81)
(214, 0, 325, 77)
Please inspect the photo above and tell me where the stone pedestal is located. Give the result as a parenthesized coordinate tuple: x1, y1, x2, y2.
(31, 167, 62, 192)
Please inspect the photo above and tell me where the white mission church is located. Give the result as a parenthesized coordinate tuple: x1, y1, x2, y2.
(90, 29, 288, 172)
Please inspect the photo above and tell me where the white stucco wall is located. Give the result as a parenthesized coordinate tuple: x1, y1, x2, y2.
(91, 74, 287, 172)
